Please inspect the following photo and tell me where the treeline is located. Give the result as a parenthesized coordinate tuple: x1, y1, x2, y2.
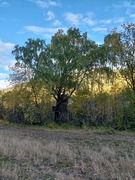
(0, 23, 135, 130)
(0, 78, 134, 130)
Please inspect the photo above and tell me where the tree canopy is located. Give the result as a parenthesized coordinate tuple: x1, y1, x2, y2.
(11, 27, 100, 101)
(1, 23, 134, 127)
(104, 23, 135, 96)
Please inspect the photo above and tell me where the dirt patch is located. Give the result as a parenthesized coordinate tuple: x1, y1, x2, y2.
(0, 125, 135, 142)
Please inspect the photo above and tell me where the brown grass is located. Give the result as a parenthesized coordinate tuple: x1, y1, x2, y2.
(0, 129, 135, 179)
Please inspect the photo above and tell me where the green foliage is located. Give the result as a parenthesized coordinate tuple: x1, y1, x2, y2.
(11, 28, 99, 100)
(0, 24, 134, 130)
(69, 83, 135, 130)
(1, 85, 53, 125)
(60, 123, 74, 130)
(104, 23, 135, 96)
(46, 121, 58, 129)
(10, 27, 102, 123)
(0, 92, 4, 119)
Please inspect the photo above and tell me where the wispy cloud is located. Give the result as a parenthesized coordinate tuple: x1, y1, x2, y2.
(65, 12, 82, 26)
(114, 17, 125, 23)
(0, 40, 14, 54)
(83, 18, 95, 26)
(25, 25, 67, 38)
(25, 26, 45, 34)
(46, 11, 55, 20)
(122, 1, 135, 18)
(64, 12, 95, 26)
(44, 10, 61, 26)
(104, 0, 135, 18)
(92, 27, 107, 32)
(0, 0, 9, 7)
(52, 19, 61, 26)
(65, 11, 124, 30)
(123, 1, 135, 9)
(0, 79, 10, 90)
(30, 0, 48, 8)
(0, 56, 15, 70)
(86, 11, 95, 18)
(112, 0, 135, 9)
(0, 73, 9, 79)
(28, 0, 60, 8)
(100, 19, 113, 24)
(112, 2, 123, 9)
(25, 26, 55, 34)
(130, 13, 135, 18)
(100, 17, 125, 25)
(0, 40, 15, 71)
(49, 0, 60, 7)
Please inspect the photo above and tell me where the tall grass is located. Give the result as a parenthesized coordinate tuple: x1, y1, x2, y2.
(0, 130, 135, 179)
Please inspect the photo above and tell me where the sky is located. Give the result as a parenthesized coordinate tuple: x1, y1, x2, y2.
(0, 0, 135, 90)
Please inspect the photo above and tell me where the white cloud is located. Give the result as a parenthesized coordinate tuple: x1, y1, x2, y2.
(92, 27, 107, 32)
(25, 26, 46, 34)
(52, 19, 61, 26)
(35, 0, 48, 8)
(46, 11, 55, 20)
(0, 73, 9, 79)
(86, 11, 95, 18)
(83, 18, 95, 26)
(65, 12, 82, 26)
(25, 26, 57, 34)
(114, 17, 125, 23)
(130, 14, 135, 18)
(112, 1, 135, 9)
(121, 1, 135, 15)
(65, 12, 96, 27)
(0, 0, 9, 7)
(110, 1, 135, 16)
(0, 79, 10, 90)
(0, 40, 15, 71)
(123, 1, 135, 9)
(100, 17, 125, 25)
(0, 57, 15, 71)
(49, 1, 60, 7)
(100, 19, 113, 24)
(25, 25, 67, 38)
(0, 39, 14, 54)
(29, 0, 60, 8)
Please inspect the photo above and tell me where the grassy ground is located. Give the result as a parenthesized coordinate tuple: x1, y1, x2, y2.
(0, 124, 135, 180)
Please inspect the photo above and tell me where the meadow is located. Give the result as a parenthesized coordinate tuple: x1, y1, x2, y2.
(0, 125, 135, 180)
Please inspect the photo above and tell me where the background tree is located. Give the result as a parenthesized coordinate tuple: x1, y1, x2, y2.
(36, 28, 99, 99)
(2, 24, 133, 128)
(11, 27, 99, 122)
(104, 23, 135, 97)
(104, 23, 135, 128)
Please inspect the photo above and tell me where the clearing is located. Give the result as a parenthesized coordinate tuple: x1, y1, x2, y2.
(0, 125, 135, 179)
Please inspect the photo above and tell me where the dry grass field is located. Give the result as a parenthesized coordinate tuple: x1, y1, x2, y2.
(0, 126, 135, 180)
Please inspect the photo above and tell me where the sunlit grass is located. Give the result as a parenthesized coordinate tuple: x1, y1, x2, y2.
(0, 120, 9, 126)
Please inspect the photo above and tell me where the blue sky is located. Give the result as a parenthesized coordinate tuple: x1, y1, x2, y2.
(0, 0, 135, 89)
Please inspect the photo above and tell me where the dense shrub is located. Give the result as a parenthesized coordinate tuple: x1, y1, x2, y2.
(0, 86, 135, 129)
(69, 89, 135, 130)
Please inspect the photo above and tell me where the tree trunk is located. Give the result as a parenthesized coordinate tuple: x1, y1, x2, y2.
(54, 93, 69, 123)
